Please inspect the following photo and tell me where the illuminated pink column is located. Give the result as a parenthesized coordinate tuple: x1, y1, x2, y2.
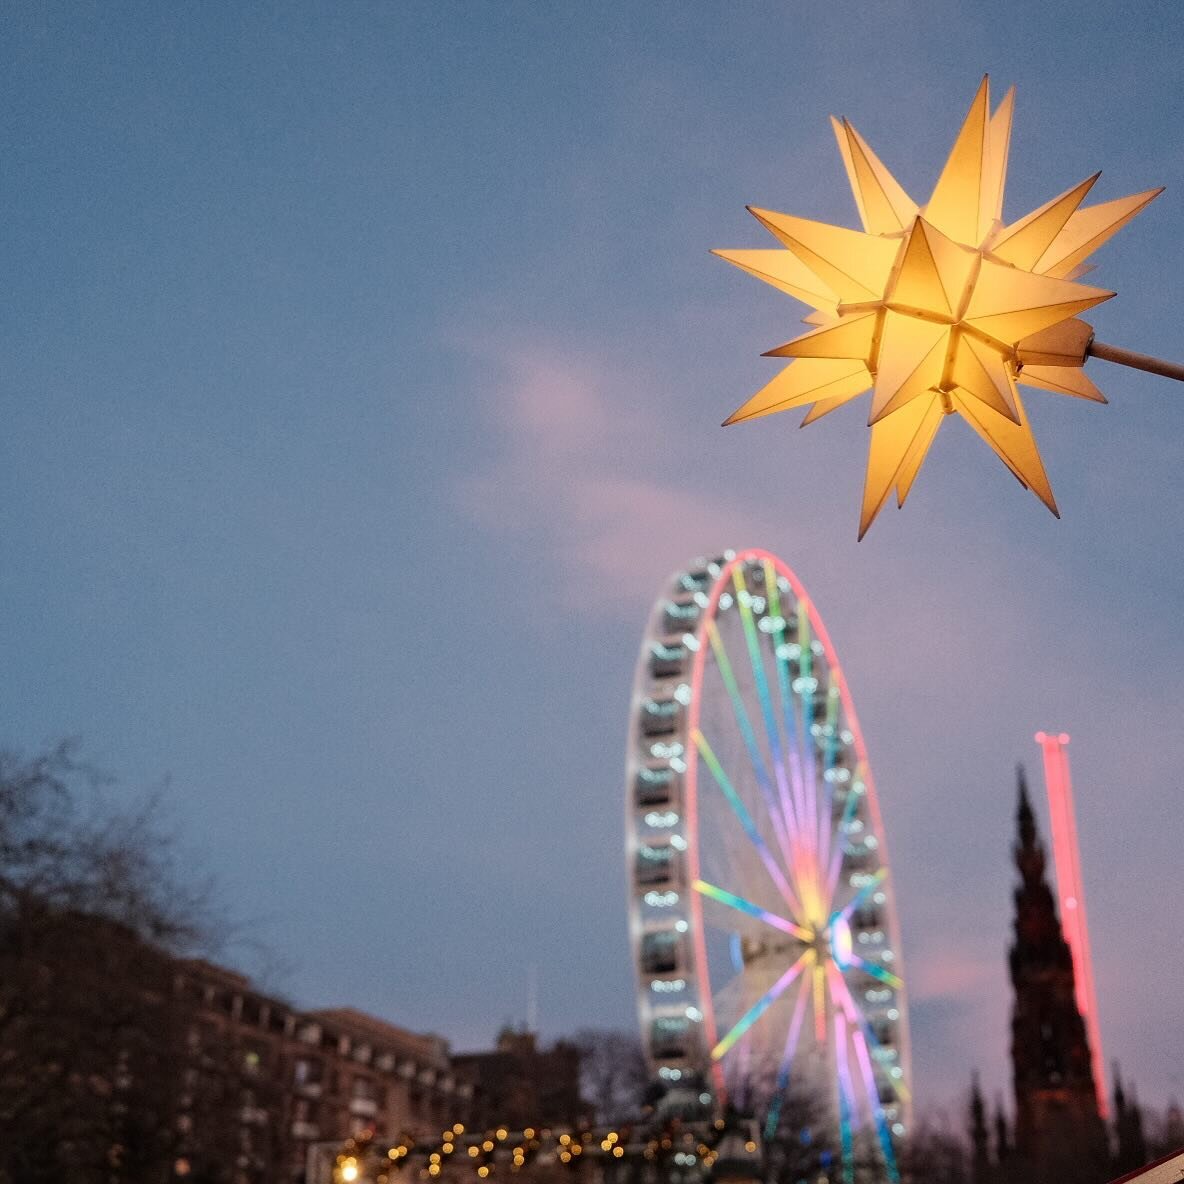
(1035, 731, 1108, 1118)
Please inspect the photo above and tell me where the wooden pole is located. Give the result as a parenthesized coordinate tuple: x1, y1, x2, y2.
(1087, 340, 1184, 383)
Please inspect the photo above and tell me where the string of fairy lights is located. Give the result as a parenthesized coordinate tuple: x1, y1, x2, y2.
(332, 1119, 742, 1184)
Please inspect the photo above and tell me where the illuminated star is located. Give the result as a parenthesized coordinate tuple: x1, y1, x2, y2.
(715, 77, 1161, 537)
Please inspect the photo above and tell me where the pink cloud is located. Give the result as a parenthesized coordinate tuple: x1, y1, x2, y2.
(457, 341, 810, 607)
(909, 949, 998, 1000)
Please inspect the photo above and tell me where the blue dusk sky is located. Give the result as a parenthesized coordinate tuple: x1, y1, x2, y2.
(4, 2, 1184, 1117)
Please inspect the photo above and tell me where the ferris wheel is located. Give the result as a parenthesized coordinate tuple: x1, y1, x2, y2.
(626, 549, 911, 1181)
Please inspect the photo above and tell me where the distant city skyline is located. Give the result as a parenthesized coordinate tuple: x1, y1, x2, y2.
(3, 1, 1184, 1114)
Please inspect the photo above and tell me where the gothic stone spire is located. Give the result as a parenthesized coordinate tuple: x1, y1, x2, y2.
(1009, 766, 1105, 1180)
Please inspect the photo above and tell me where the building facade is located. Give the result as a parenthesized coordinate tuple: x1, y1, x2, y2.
(453, 1028, 584, 1132)
(175, 960, 472, 1181)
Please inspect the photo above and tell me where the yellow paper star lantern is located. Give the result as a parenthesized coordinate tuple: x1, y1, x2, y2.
(715, 77, 1170, 537)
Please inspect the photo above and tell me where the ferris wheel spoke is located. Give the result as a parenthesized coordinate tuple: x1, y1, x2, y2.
(828, 963, 912, 1109)
(762, 971, 813, 1141)
(828, 970, 909, 1174)
(847, 954, 903, 990)
(706, 620, 800, 871)
(811, 957, 828, 1043)
(854, 1026, 901, 1183)
(725, 581, 829, 925)
(729, 568, 805, 848)
(712, 948, 814, 1061)
(833, 1012, 858, 1184)
(829, 867, 888, 928)
(763, 565, 812, 842)
(693, 879, 812, 942)
(824, 963, 900, 1183)
(827, 961, 877, 1109)
(693, 728, 804, 915)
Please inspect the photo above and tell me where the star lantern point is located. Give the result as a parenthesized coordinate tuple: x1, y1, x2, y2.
(716, 77, 1162, 538)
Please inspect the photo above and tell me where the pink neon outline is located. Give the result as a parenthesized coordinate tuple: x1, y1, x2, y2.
(684, 547, 909, 1111)
(1035, 731, 1108, 1118)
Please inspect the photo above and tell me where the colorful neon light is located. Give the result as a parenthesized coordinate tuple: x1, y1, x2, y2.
(706, 622, 798, 869)
(834, 1013, 857, 1184)
(764, 975, 812, 1140)
(849, 955, 903, 990)
(731, 571, 831, 924)
(712, 949, 813, 1060)
(693, 729, 802, 915)
(632, 549, 910, 1179)
(828, 963, 912, 1108)
(812, 960, 827, 1043)
(732, 570, 828, 920)
(854, 1026, 900, 1182)
(693, 879, 812, 943)
(762, 560, 809, 818)
(824, 958, 900, 1184)
(1035, 730, 1108, 1118)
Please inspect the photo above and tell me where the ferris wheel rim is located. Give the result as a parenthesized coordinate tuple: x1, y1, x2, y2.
(626, 547, 912, 1162)
(681, 548, 910, 1123)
